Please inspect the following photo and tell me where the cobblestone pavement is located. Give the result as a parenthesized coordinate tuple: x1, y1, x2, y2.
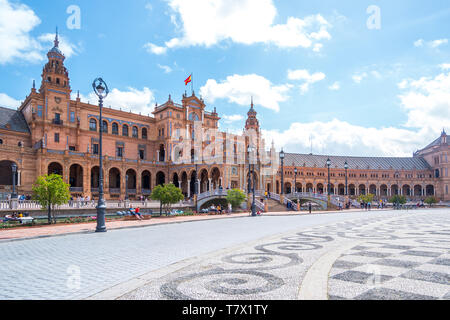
(118, 209, 450, 300)
(0, 209, 397, 300)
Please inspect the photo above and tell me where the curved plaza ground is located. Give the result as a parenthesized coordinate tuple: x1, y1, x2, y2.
(0, 208, 449, 300)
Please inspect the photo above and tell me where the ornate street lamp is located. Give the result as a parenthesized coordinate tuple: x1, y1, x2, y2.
(92, 77, 109, 233)
(11, 163, 17, 199)
(194, 156, 199, 211)
(326, 158, 331, 195)
(294, 167, 298, 194)
(248, 145, 256, 216)
(279, 149, 285, 195)
(125, 174, 129, 201)
(344, 161, 349, 196)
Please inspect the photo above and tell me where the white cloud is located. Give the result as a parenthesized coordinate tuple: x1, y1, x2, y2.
(414, 38, 448, 49)
(0, 0, 80, 64)
(414, 39, 424, 47)
(75, 87, 156, 115)
(200, 74, 292, 112)
(439, 63, 450, 70)
(261, 120, 434, 157)
(0, 93, 21, 109)
(147, 0, 332, 54)
(144, 42, 167, 55)
(287, 69, 326, 94)
(0, 0, 41, 64)
(329, 82, 340, 90)
(398, 71, 450, 130)
(352, 72, 368, 84)
(430, 39, 448, 48)
(223, 114, 244, 123)
(261, 69, 450, 157)
(157, 64, 172, 73)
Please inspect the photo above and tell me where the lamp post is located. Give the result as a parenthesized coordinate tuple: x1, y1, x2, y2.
(195, 160, 198, 210)
(326, 158, 331, 209)
(344, 161, 349, 196)
(279, 149, 285, 195)
(11, 163, 17, 199)
(92, 78, 109, 233)
(294, 167, 298, 195)
(125, 174, 129, 201)
(248, 145, 256, 216)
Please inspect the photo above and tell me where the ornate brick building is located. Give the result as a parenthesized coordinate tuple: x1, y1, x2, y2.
(0, 34, 448, 202)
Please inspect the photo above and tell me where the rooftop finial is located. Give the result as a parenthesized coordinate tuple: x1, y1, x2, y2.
(442, 128, 447, 135)
(54, 27, 59, 48)
(32, 79, 35, 89)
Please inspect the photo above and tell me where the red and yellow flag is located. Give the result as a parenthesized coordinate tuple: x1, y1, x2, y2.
(184, 74, 192, 86)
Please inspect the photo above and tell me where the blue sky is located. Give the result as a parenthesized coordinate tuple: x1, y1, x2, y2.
(0, 0, 449, 157)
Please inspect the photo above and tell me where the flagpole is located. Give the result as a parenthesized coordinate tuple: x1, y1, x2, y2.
(191, 73, 194, 94)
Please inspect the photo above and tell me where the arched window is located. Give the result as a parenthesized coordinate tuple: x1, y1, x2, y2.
(112, 123, 119, 135)
(102, 121, 108, 133)
(132, 126, 138, 138)
(0, 139, 3, 145)
(122, 124, 129, 136)
(89, 118, 97, 131)
(142, 128, 148, 140)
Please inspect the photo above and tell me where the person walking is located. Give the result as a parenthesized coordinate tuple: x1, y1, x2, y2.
(308, 202, 312, 214)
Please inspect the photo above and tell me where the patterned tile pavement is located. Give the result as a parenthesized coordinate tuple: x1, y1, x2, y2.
(119, 209, 450, 300)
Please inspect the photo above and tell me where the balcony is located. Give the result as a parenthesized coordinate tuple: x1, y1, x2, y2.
(109, 188, 121, 194)
(70, 187, 83, 192)
(142, 189, 151, 195)
(52, 119, 64, 125)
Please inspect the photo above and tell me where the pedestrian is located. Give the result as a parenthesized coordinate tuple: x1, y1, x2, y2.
(228, 202, 232, 214)
(308, 202, 312, 214)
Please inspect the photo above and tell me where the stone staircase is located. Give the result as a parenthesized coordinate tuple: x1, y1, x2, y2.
(265, 198, 292, 212)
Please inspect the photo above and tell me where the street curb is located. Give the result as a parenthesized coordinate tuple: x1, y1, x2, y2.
(298, 241, 363, 300)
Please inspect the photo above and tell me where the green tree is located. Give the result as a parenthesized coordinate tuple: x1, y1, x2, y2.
(226, 189, 246, 212)
(357, 194, 374, 204)
(151, 183, 184, 216)
(32, 174, 70, 224)
(424, 196, 438, 207)
(390, 195, 407, 205)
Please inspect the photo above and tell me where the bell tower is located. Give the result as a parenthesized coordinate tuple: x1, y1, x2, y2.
(40, 28, 71, 95)
(245, 97, 260, 133)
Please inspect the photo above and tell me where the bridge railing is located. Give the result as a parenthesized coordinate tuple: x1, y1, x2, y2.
(254, 199, 265, 211)
(197, 189, 228, 201)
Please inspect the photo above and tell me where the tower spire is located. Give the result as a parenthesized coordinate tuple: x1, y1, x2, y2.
(54, 26, 59, 48)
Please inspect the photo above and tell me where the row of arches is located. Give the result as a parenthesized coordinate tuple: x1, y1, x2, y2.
(89, 118, 148, 140)
(273, 182, 435, 198)
(47, 162, 222, 198)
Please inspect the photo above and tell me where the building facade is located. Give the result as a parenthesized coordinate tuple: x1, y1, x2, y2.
(0, 34, 449, 202)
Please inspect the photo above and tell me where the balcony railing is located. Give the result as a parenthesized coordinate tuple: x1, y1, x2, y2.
(109, 188, 121, 194)
(52, 119, 64, 125)
(126, 189, 137, 194)
(70, 187, 83, 192)
(142, 189, 151, 195)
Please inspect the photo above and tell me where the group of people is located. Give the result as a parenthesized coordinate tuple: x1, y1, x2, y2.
(69, 195, 94, 207)
(5, 194, 32, 201)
